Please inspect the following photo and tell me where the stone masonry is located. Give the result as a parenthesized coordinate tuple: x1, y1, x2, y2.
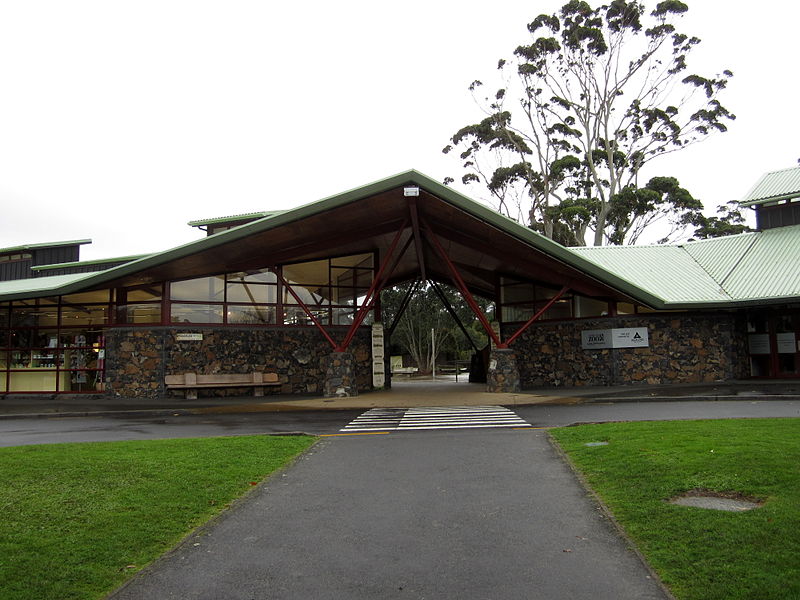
(505, 312, 749, 389)
(323, 351, 358, 397)
(486, 348, 521, 393)
(104, 326, 372, 398)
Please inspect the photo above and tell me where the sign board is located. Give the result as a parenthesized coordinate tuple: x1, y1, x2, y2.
(582, 327, 649, 349)
(371, 323, 385, 387)
(747, 333, 770, 355)
(776, 332, 797, 354)
(176, 333, 203, 341)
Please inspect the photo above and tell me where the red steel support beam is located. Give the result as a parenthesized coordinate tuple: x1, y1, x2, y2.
(504, 285, 571, 347)
(273, 267, 339, 350)
(421, 217, 505, 349)
(337, 220, 410, 352)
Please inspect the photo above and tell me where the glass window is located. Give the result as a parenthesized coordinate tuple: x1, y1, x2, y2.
(332, 268, 372, 289)
(332, 287, 369, 306)
(574, 296, 609, 318)
(10, 303, 58, 328)
(227, 306, 276, 325)
(283, 306, 329, 326)
(283, 260, 329, 286)
(332, 307, 356, 325)
(226, 282, 276, 304)
(61, 305, 109, 326)
(125, 285, 162, 302)
(227, 269, 277, 284)
(502, 284, 534, 304)
(616, 302, 635, 315)
(502, 304, 535, 323)
(119, 304, 162, 324)
(543, 299, 573, 320)
(170, 304, 224, 324)
(170, 276, 225, 302)
(59, 329, 105, 348)
(62, 290, 112, 304)
(283, 284, 330, 306)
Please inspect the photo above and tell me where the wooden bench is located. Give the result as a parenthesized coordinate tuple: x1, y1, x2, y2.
(165, 372, 280, 400)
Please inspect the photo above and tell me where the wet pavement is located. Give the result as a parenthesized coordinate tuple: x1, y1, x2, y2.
(109, 428, 670, 600)
(1, 377, 799, 420)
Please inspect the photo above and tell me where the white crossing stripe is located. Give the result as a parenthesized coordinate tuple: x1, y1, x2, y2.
(340, 406, 530, 432)
(340, 408, 405, 431)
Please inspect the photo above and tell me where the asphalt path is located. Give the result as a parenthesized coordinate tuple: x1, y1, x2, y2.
(1, 399, 798, 447)
(110, 428, 668, 600)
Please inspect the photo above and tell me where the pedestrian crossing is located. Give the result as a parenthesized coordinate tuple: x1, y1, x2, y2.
(340, 406, 531, 432)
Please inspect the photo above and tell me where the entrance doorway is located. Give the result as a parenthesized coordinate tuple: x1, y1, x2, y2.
(380, 280, 494, 389)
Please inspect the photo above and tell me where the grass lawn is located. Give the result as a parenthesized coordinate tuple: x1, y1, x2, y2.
(550, 418, 800, 600)
(0, 434, 315, 600)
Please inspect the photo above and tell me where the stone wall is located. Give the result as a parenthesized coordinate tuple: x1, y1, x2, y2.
(504, 312, 749, 389)
(104, 326, 373, 398)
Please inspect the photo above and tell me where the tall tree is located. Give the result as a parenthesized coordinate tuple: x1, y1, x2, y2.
(443, 0, 734, 246)
(691, 200, 751, 239)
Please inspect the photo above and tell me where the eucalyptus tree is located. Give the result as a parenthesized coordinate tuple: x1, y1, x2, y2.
(443, 0, 734, 246)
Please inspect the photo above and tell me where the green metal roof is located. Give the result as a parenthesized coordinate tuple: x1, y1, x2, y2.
(0, 239, 92, 254)
(1, 169, 799, 310)
(716, 225, 800, 300)
(570, 244, 732, 304)
(31, 254, 151, 272)
(0, 170, 661, 306)
(187, 211, 282, 227)
(572, 224, 800, 306)
(740, 166, 800, 206)
(0, 272, 97, 298)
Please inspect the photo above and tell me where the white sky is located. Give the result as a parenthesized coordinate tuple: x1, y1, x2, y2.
(0, 1, 797, 260)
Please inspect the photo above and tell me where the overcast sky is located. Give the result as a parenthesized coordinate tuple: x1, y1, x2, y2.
(1, 1, 797, 260)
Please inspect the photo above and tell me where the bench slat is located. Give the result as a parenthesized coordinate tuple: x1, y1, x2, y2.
(165, 372, 281, 399)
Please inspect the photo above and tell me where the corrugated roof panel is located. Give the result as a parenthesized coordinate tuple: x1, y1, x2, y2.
(0, 272, 97, 299)
(31, 254, 151, 271)
(741, 167, 800, 204)
(722, 224, 800, 300)
(570, 245, 731, 304)
(0, 239, 92, 254)
(187, 211, 281, 227)
(682, 232, 758, 283)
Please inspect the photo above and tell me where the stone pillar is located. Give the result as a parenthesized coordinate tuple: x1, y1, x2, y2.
(486, 348, 520, 393)
(323, 351, 359, 398)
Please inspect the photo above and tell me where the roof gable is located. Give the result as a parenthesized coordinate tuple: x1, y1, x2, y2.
(741, 166, 800, 206)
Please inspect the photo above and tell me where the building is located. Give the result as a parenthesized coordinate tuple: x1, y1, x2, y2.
(0, 168, 798, 398)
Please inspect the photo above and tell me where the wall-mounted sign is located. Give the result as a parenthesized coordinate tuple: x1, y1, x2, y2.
(582, 327, 649, 349)
(372, 323, 385, 387)
(747, 333, 770, 355)
(776, 332, 797, 354)
(176, 333, 204, 341)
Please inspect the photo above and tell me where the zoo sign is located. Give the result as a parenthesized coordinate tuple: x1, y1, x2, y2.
(581, 327, 649, 349)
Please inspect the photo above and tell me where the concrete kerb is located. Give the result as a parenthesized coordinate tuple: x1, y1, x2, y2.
(1, 379, 799, 420)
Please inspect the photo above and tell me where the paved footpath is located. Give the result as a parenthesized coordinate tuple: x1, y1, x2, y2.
(110, 428, 669, 600)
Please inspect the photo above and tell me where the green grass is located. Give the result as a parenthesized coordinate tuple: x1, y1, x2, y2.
(0, 434, 315, 600)
(550, 418, 800, 600)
